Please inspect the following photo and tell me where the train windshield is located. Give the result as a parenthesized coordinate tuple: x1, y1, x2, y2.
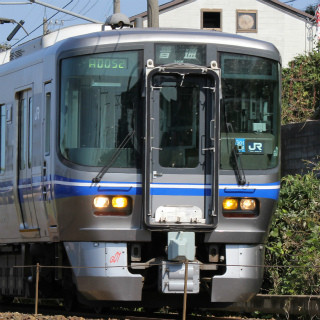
(220, 53, 280, 170)
(59, 51, 142, 168)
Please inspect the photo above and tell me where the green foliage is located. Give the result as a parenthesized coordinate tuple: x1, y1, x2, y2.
(281, 47, 320, 124)
(263, 162, 320, 295)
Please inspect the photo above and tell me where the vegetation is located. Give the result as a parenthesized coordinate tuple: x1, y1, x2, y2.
(0, 43, 10, 51)
(281, 46, 320, 124)
(305, 4, 317, 16)
(263, 161, 320, 296)
(263, 35, 320, 300)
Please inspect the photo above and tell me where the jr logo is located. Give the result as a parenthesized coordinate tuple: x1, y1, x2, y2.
(248, 142, 263, 153)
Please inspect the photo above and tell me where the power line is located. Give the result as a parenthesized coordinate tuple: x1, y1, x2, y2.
(11, 0, 74, 47)
(62, 0, 99, 22)
(0, 2, 31, 4)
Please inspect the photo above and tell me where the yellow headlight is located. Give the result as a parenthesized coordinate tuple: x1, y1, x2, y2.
(240, 199, 256, 210)
(222, 198, 238, 210)
(93, 196, 110, 208)
(112, 196, 128, 208)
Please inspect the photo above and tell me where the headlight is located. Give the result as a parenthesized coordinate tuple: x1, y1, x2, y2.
(93, 196, 110, 208)
(240, 198, 256, 210)
(93, 196, 131, 216)
(222, 198, 258, 218)
(222, 198, 238, 210)
(112, 196, 128, 208)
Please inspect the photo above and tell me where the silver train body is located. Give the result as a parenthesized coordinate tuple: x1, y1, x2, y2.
(0, 26, 281, 307)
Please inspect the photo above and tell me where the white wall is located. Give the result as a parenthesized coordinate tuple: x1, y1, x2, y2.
(143, 0, 315, 67)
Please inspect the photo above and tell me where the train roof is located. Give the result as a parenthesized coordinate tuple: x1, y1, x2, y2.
(0, 24, 281, 66)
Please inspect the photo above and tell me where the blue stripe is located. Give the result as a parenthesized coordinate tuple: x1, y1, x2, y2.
(219, 188, 279, 200)
(219, 182, 280, 200)
(0, 174, 280, 200)
(52, 176, 280, 200)
(150, 188, 210, 196)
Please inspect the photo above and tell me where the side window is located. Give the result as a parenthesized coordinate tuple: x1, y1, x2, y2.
(201, 9, 222, 31)
(0, 105, 6, 174)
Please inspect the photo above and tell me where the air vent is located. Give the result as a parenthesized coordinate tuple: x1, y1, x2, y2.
(10, 49, 24, 60)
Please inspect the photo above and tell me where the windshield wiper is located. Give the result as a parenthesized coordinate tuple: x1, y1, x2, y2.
(92, 130, 135, 184)
(225, 122, 246, 186)
(231, 141, 246, 186)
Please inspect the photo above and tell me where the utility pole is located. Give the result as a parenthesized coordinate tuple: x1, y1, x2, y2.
(113, 0, 120, 14)
(43, 17, 48, 35)
(147, 0, 159, 28)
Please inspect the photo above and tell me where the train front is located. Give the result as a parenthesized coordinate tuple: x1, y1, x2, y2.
(55, 30, 281, 307)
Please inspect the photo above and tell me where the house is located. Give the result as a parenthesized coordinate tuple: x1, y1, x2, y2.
(130, 0, 315, 67)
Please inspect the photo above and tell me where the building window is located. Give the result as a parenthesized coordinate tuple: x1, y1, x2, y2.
(236, 10, 257, 33)
(201, 9, 222, 31)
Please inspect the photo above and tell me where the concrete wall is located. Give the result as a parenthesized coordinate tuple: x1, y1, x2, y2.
(281, 120, 320, 176)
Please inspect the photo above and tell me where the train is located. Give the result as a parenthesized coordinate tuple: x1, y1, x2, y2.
(0, 17, 281, 310)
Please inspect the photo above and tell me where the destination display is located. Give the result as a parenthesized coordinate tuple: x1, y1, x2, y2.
(88, 58, 128, 70)
(61, 51, 140, 77)
(155, 44, 206, 65)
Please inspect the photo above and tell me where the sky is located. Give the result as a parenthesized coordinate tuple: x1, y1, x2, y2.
(0, 0, 317, 47)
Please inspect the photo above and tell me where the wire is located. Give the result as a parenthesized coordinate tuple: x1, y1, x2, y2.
(58, 0, 80, 21)
(11, 0, 74, 47)
(62, 0, 99, 22)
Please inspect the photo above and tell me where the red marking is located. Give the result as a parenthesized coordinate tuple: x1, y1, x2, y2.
(110, 251, 121, 263)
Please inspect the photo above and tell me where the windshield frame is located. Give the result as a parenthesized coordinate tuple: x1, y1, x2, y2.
(219, 51, 281, 171)
(58, 47, 144, 172)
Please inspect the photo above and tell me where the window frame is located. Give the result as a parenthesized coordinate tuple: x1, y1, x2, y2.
(59, 49, 144, 169)
(236, 10, 258, 33)
(201, 9, 222, 31)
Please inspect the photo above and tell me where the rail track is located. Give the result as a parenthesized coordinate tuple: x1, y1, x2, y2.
(0, 299, 266, 320)
(0, 294, 319, 319)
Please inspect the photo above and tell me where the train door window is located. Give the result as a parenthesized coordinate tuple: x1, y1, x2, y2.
(156, 75, 200, 168)
(28, 97, 32, 168)
(202, 9, 222, 31)
(19, 97, 27, 170)
(45, 93, 51, 155)
(18, 92, 33, 170)
(0, 104, 6, 173)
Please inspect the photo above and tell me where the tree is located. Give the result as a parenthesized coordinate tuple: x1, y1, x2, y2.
(305, 4, 317, 16)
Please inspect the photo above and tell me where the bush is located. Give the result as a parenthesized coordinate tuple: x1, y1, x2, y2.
(282, 47, 320, 125)
(263, 162, 320, 295)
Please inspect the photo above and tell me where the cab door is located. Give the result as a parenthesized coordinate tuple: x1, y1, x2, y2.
(42, 83, 57, 231)
(144, 66, 219, 228)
